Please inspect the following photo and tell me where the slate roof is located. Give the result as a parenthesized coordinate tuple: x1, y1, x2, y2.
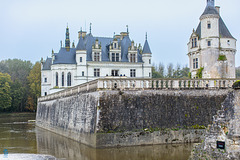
(53, 48, 76, 64)
(195, 9, 234, 39)
(52, 33, 146, 64)
(76, 36, 86, 50)
(42, 57, 52, 70)
(142, 40, 152, 54)
(201, 5, 219, 16)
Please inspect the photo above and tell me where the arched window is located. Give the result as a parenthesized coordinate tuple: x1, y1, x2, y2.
(67, 72, 71, 86)
(56, 72, 58, 86)
(62, 72, 64, 86)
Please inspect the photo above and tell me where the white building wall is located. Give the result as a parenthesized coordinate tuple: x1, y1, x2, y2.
(41, 70, 52, 96)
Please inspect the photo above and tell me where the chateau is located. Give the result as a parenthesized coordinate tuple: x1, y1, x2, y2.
(188, 0, 236, 79)
(41, 27, 152, 96)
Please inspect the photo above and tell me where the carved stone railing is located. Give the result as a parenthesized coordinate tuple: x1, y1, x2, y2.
(38, 78, 237, 102)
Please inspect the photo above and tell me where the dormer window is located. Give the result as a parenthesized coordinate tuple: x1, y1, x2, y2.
(207, 21, 211, 29)
(130, 53, 136, 63)
(111, 53, 120, 62)
(114, 43, 117, 49)
(94, 52, 100, 61)
(192, 38, 197, 48)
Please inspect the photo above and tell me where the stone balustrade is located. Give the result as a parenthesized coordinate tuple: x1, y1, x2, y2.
(38, 78, 237, 102)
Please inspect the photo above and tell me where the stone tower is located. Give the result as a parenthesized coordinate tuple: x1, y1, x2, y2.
(188, 0, 237, 79)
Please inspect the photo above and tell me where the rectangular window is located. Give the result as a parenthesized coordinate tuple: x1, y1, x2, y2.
(130, 69, 136, 77)
(112, 53, 115, 62)
(208, 23, 211, 29)
(94, 69, 100, 77)
(196, 58, 198, 69)
(193, 58, 199, 69)
(130, 54, 136, 63)
(45, 92, 47, 96)
(116, 53, 119, 62)
(44, 78, 47, 83)
(193, 59, 196, 69)
(149, 59, 151, 64)
(80, 57, 82, 62)
(82, 71, 84, 76)
(149, 72, 151, 77)
(192, 39, 194, 48)
(94, 53, 100, 61)
(208, 41, 211, 46)
(194, 38, 197, 47)
(111, 70, 119, 76)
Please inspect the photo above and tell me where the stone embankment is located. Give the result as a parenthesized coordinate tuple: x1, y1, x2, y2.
(189, 89, 240, 160)
(36, 87, 229, 148)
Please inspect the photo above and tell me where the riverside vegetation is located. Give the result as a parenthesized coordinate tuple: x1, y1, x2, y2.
(0, 59, 41, 112)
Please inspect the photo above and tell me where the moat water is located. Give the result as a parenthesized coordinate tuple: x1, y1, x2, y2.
(0, 113, 194, 160)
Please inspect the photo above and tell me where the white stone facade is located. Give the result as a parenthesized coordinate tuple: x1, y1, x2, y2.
(41, 29, 152, 96)
(188, 0, 237, 79)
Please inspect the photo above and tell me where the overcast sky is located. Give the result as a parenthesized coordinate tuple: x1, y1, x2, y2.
(1, 0, 239, 67)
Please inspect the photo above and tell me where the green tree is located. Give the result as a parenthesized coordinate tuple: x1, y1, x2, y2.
(0, 72, 12, 111)
(27, 62, 41, 111)
(0, 59, 33, 112)
(166, 63, 174, 78)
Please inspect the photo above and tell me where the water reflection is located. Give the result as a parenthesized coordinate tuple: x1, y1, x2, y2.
(0, 113, 193, 160)
(36, 127, 193, 160)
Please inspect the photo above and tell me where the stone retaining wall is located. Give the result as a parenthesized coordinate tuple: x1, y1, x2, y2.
(36, 89, 230, 148)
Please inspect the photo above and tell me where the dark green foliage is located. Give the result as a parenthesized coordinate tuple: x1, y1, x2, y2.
(232, 80, 240, 89)
(196, 67, 204, 79)
(0, 72, 12, 111)
(0, 59, 40, 112)
(218, 55, 227, 61)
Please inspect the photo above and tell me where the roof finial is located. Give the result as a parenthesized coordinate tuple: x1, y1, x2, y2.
(80, 27, 82, 32)
(126, 25, 129, 34)
(60, 40, 62, 48)
(90, 23, 92, 34)
(67, 23, 68, 28)
(145, 32, 148, 40)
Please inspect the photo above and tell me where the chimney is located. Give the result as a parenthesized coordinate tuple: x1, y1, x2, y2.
(215, 6, 220, 14)
(78, 31, 87, 39)
(120, 32, 128, 40)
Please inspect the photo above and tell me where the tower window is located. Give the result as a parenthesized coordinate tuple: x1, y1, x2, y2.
(208, 41, 211, 46)
(80, 57, 82, 62)
(130, 69, 136, 77)
(45, 92, 47, 96)
(44, 78, 47, 83)
(94, 69, 100, 77)
(192, 38, 197, 48)
(193, 58, 198, 69)
(149, 59, 151, 64)
(82, 71, 84, 76)
(207, 22, 211, 29)
(227, 40, 230, 45)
